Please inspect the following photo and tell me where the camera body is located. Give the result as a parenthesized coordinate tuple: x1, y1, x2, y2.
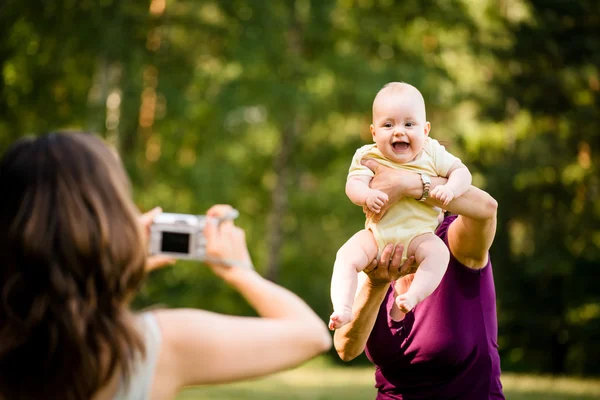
(149, 213, 209, 260)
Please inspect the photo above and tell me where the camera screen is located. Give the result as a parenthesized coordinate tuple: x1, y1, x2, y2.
(161, 232, 190, 254)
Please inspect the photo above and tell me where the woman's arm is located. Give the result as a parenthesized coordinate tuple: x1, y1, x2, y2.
(361, 159, 498, 268)
(333, 244, 416, 361)
(155, 271, 332, 386)
(360, 159, 497, 222)
(447, 205, 497, 269)
(153, 205, 332, 391)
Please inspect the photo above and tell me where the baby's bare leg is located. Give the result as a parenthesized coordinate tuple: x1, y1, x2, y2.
(396, 233, 449, 313)
(329, 229, 379, 330)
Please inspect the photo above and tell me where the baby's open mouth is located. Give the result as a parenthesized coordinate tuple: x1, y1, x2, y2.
(392, 142, 409, 151)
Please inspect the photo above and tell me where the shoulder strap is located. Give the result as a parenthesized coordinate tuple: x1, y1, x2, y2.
(113, 312, 162, 400)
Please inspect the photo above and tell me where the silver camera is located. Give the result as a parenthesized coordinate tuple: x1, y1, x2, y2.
(149, 210, 239, 261)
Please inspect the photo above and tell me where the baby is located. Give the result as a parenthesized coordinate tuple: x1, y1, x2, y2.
(329, 82, 472, 330)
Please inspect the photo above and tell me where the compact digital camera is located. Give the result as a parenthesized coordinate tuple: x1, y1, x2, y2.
(149, 210, 239, 261)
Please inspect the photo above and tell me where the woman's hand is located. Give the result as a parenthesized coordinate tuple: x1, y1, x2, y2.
(360, 159, 419, 222)
(156, 204, 332, 388)
(333, 242, 416, 361)
(140, 207, 176, 272)
(204, 204, 254, 277)
(362, 243, 417, 287)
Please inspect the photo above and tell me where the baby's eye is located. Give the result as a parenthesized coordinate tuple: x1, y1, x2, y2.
(405, 122, 415, 127)
(383, 122, 392, 128)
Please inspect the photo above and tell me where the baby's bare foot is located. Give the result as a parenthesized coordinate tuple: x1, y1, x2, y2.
(395, 294, 417, 313)
(328, 310, 352, 330)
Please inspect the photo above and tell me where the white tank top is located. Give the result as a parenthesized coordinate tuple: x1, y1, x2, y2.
(113, 313, 162, 400)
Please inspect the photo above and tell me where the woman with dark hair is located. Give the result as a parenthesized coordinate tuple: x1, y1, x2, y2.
(0, 132, 331, 400)
(334, 159, 504, 399)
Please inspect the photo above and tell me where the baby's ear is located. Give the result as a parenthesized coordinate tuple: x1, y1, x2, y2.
(370, 124, 376, 141)
(423, 122, 431, 136)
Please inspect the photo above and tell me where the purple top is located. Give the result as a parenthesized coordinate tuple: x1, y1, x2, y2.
(365, 215, 504, 399)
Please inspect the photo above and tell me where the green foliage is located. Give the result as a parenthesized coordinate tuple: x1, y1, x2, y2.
(1, 0, 598, 376)
(473, 0, 600, 375)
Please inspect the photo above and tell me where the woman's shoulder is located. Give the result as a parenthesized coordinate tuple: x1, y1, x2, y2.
(136, 312, 162, 341)
(112, 312, 163, 400)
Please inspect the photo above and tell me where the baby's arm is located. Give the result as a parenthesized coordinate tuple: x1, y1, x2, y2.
(346, 176, 388, 214)
(430, 161, 472, 206)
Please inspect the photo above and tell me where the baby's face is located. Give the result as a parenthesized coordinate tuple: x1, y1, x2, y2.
(370, 89, 430, 164)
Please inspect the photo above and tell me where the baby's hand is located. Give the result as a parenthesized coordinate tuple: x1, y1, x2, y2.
(366, 190, 388, 213)
(430, 185, 454, 206)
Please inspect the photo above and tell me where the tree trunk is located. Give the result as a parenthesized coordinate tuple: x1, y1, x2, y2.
(265, 122, 297, 282)
(265, 5, 303, 282)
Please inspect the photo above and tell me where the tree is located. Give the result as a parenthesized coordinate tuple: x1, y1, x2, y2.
(475, 0, 600, 375)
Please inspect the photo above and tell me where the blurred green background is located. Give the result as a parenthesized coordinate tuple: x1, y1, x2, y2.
(1, 0, 599, 396)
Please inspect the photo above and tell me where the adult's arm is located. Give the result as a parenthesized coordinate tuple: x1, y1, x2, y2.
(432, 181, 498, 268)
(362, 159, 498, 269)
(361, 159, 496, 221)
(151, 205, 332, 394)
(447, 204, 497, 269)
(333, 244, 416, 361)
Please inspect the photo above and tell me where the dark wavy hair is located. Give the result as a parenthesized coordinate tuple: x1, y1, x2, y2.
(0, 133, 147, 399)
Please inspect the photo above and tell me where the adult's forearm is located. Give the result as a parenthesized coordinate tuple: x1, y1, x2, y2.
(223, 269, 325, 324)
(334, 280, 389, 361)
(368, 167, 497, 222)
(397, 173, 496, 221)
(425, 178, 497, 221)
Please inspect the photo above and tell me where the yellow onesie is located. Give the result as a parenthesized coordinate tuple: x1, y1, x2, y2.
(348, 137, 459, 259)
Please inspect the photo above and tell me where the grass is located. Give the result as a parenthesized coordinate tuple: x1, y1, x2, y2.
(177, 358, 600, 400)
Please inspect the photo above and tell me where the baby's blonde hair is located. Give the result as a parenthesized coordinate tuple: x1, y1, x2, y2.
(372, 82, 427, 120)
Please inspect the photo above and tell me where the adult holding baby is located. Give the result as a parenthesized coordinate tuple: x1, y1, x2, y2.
(333, 146, 505, 396)
(0, 132, 331, 400)
(329, 83, 474, 330)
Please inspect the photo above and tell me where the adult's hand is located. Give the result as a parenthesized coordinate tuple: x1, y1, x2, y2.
(204, 204, 254, 277)
(362, 243, 417, 287)
(333, 242, 416, 361)
(140, 207, 176, 272)
(360, 159, 421, 222)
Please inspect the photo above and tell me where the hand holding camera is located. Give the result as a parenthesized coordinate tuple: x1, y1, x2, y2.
(147, 205, 252, 270)
(204, 204, 254, 273)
